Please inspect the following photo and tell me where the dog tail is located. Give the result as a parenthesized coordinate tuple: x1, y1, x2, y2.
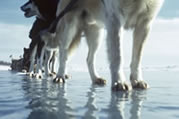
(68, 30, 82, 56)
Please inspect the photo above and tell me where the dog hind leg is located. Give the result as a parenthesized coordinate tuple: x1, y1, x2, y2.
(85, 25, 106, 85)
(54, 16, 79, 83)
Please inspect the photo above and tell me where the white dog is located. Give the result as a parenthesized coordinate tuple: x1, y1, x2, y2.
(103, 0, 163, 91)
(46, 0, 163, 91)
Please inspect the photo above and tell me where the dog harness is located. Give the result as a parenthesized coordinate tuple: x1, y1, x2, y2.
(48, 0, 80, 33)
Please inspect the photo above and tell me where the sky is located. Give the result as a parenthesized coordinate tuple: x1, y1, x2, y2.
(0, 0, 179, 68)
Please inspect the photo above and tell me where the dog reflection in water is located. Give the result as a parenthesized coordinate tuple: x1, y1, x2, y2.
(83, 85, 146, 119)
(108, 91, 147, 119)
(23, 77, 146, 119)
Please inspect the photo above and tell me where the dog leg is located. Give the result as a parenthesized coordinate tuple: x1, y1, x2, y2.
(39, 46, 45, 75)
(54, 16, 79, 83)
(44, 50, 52, 77)
(34, 44, 46, 79)
(49, 50, 68, 78)
(44, 51, 49, 76)
(47, 51, 55, 77)
(53, 48, 68, 83)
(35, 58, 43, 79)
(51, 51, 57, 74)
(130, 21, 151, 89)
(27, 45, 37, 78)
(106, 15, 131, 91)
(85, 25, 106, 85)
(35, 46, 46, 79)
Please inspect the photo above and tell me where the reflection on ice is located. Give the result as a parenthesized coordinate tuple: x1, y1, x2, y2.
(22, 78, 72, 119)
(84, 85, 98, 119)
(21, 77, 148, 119)
(1, 70, 178, 119)
(108, 91, 147, 119)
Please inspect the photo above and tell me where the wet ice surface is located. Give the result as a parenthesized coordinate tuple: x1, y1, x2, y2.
(0, 67, 179, 119)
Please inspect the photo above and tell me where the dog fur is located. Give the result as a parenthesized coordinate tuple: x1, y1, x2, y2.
(21, 0, 59, 78)
(48, 0, 163, 91)
(103, 0, 163, 91)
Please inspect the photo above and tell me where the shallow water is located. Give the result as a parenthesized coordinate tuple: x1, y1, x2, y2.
(0, 68, 179, 119)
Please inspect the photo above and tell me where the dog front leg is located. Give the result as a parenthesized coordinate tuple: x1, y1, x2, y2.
(106, 15, 131, 91)
(53, 48, 68, 83)
(35, 44, 45, 79)
(27, 45, 37, 78)
(130, 21, 151, 89)
(45, 50, 55, 77)
(35, 57, 43, 79)
(51, 51, 57, 74)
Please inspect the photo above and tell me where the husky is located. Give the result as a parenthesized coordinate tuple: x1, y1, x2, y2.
(21, 0, 59, 78)
(103, 0, 163, 91)
(44, 0, 164, 91)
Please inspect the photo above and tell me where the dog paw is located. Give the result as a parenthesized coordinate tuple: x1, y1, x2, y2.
(32, 73, 36, 78)
(112, 82, 131, 91)
(26, 72, 34, 78)
(93, 78, 106, 85)
(53, 76, 65, 83)
(35, 73, 43, 79)
(131, 80, 149, 89)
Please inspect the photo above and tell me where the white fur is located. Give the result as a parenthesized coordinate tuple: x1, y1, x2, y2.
(27, 40, 58, 79)
(103, 0, 164, 90)
(28, 45, 37, 77)
(27, 44, 43, 79)
(53, 0, 105, 83)
(51, 0, 163, 90)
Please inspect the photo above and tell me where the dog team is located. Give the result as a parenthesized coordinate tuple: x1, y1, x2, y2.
(20, 0, 163, 91)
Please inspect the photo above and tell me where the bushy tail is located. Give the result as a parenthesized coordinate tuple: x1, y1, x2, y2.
(68, 30, 82, 56)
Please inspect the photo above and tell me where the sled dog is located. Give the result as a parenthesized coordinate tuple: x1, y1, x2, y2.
(21, 0, 59, 78)
(44, 0, 163, 91)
